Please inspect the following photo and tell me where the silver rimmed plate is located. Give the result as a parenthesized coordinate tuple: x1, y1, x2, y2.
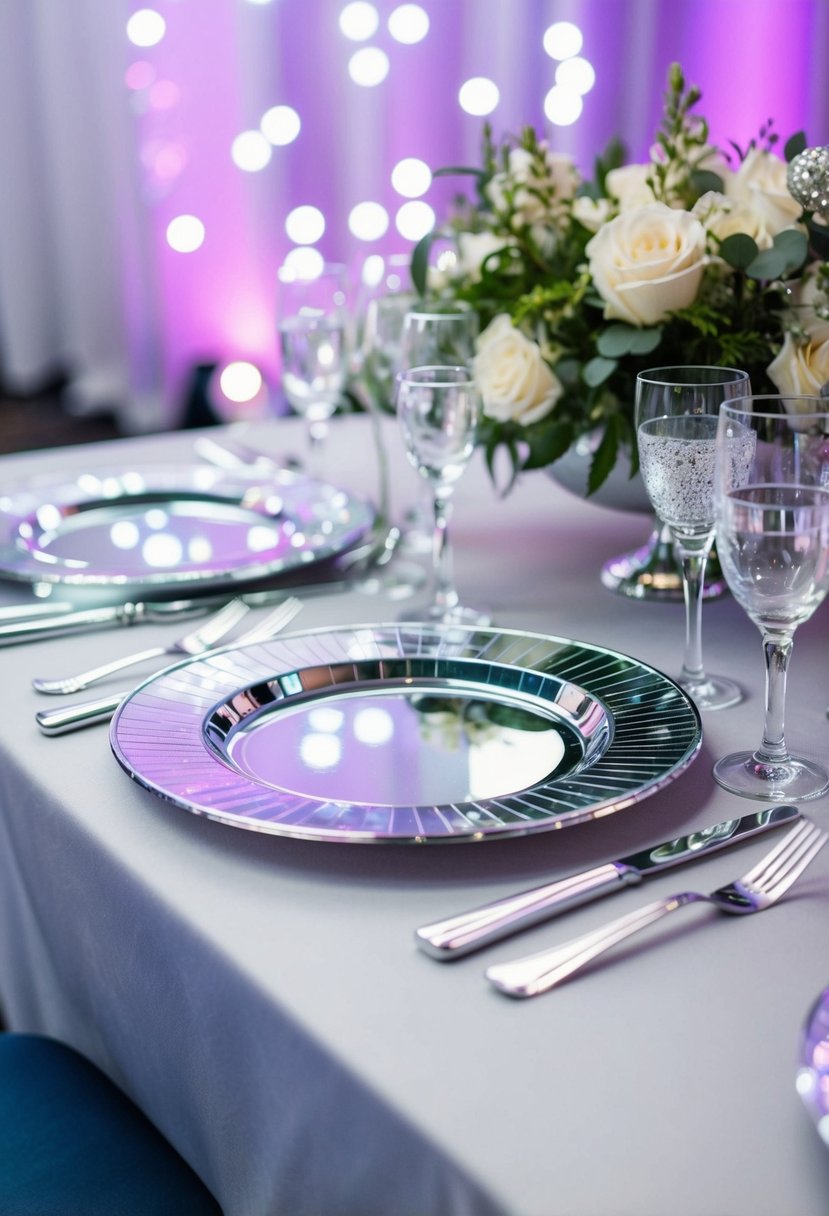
(0, 462, 373, 591)
(110, 623, 702, 844)
(797, 985, 829, 1147)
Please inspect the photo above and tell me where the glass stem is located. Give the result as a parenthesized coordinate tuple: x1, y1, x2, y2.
(754, 632, 793, 766)
(431, 491, 458, 615)
(676, 537, 711, 686)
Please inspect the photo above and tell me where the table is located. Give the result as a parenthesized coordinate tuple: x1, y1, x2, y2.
(0, 415, 827, 1216)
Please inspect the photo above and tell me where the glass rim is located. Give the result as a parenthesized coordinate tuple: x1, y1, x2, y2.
(396, 364, 476, 384)
(721, 394, 829, 420)
(636, 365, 750, 386)
(402, 307, 477, 322)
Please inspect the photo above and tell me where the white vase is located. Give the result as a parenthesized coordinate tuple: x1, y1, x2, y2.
(547, 430, 650, 514)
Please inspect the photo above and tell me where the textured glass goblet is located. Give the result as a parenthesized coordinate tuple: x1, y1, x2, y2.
(635, 365, 751, 710)
(713, 398, 829, 800)
(396, 366, 489, 626)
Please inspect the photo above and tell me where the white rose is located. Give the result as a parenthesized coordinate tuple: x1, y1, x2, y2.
(724, 147, 803, 240)
(768, 331, 829, 395)
(692, 189, 776, 250)
(586, 202, 707, 326)
(456, 231, 514, 281)
(606, 164, 656, 210)
(473, 315, 563, 426)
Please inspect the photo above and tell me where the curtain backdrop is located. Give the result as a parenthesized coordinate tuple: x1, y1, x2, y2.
(1, 0, 826, 435)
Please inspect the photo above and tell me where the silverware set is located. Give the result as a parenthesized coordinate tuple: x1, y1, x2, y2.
(417, 810, 827, 999)
(34, 596, 303, 735)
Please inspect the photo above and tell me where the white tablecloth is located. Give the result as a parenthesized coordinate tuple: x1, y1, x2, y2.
(0, 416, 827, 1216)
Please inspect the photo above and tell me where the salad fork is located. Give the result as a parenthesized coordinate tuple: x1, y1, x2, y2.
(32, 597, 252, 695)
(35, 597, 303, 735)
(486, 818, 827, 998)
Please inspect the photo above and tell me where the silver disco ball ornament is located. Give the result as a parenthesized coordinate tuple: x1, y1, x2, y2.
(787, 145, 829, 218)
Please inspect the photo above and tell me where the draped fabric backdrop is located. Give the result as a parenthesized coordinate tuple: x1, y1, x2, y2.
(1, 0, 826, 435)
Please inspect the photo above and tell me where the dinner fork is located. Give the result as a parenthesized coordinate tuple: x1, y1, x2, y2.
(32, 597, 252, 695)
(486, 818, 827, 999)
(35, 596, 303, 735)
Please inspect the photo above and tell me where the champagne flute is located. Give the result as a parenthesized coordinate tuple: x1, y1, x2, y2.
(277, 262, 348, 459)
(713, 397, 829, 800)
(396, 366, 489, 626)
(635, 365, 751, 710)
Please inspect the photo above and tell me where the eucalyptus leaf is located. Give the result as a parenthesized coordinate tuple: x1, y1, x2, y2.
(772, 227, 809, 275)
(582, 356, 617, 387)
(629, 327, 663, 355)
(784, 131, 808, 161)
(689, 168, 724, 195)
(597, 325, 637, 357)
(410, 233, 433, 298)
(433, 166, 488, 180)
(746, 246, 787, 281)
(719, 233, 759, 270)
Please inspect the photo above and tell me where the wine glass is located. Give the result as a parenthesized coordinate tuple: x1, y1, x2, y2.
(277, 262, 348, 458)
(396, 366, 489, 626)
(712, 397, 829, 800)
(635, 366, 751, 711)
(401, 304, 479, 369)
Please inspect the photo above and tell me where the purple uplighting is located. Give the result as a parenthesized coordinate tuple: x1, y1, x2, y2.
(121, 0, 829, 420)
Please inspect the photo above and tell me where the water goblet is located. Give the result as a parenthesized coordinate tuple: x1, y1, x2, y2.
(712, 397, 829, 800)
(396, 366, 489, 626)
(401, 303, 479, 370)
(277, 262, 348, 458)
(635, 365, 751, 710)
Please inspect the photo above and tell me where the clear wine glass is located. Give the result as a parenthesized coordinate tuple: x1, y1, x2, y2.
(635, 365, 751, 710)
(277, 262, 348, 459)
(396, 366, 489, 626)
(712, 397, 829, 800)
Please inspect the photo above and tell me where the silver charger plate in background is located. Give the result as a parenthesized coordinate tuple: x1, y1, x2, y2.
(110, 623, 702, 844)
(797, 984, 829, 1149)
(0, 462, 373, 592)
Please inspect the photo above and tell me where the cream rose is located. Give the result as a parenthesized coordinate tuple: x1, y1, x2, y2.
(456, 231, 514, 281)
(724, 147, 803, 240)
(606, 164, 656, 210)
(768, 330, 829, 395)
(473, 315, 563, 426)
(692, 189, 776, 249)
(586, 202, 707, 326)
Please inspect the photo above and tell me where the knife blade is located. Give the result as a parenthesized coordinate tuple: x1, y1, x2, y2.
(415, 804, 802, 960)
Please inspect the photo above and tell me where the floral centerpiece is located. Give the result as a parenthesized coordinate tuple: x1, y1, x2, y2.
(412, 64, 829, 492)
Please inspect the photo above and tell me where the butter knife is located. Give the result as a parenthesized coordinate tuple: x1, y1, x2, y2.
(415, 804, 801, 960)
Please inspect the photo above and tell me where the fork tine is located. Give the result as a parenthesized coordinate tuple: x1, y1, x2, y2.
(756, 824, 827, 899)
(191, 598, 250, 645)
(739, 819, 815, 886)
(234, 597, 302, 644)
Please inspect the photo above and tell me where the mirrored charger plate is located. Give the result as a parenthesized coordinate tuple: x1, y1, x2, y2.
(0, 462, 373, 593)
(111, 623, 702, 844)
(797, 984, 829, 1148)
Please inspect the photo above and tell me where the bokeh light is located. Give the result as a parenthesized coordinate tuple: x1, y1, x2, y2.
(148, 80, 180, 110)
(458, 77, 499, 116)
(544, 86, 583, 125)
(348, 47, 390, 86)
(166, 215, 205, 253)
(231, 130, 272, 171)
(126, 9, 166, 47)
(260, 105, 301, 146)
(542, 21, 583, 60)
(387, 4, 430, 43)
(349, 201, 390, 240)
(285, 205, 326, 244)
(218, 361, 264, 404)
(391, 157, 432, 197)
(339, 2, 379, 40)
(281, 247, 326, 280)
(395, 200, 434, 240)
(555, 57, 596, 95)
(125, 61, 155, 90)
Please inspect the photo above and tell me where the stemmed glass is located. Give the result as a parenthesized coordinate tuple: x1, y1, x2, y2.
(401, 304, 479, 368)
(277, 262, 348, 459)
(396, 366, 489, 626)
(712, 397, 829, 800)
(635, 366, 751, 710)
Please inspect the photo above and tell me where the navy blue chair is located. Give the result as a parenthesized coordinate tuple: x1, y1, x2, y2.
(0, 1033, 222, 1215)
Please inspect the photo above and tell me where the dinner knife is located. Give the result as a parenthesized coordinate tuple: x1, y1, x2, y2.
(415, 804, 801, 960)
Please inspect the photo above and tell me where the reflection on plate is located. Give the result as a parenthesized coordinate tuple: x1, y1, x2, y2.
(111, 623, 702, 844)
(797, 985, 829, 1147)
(0, 462, 373, 591)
